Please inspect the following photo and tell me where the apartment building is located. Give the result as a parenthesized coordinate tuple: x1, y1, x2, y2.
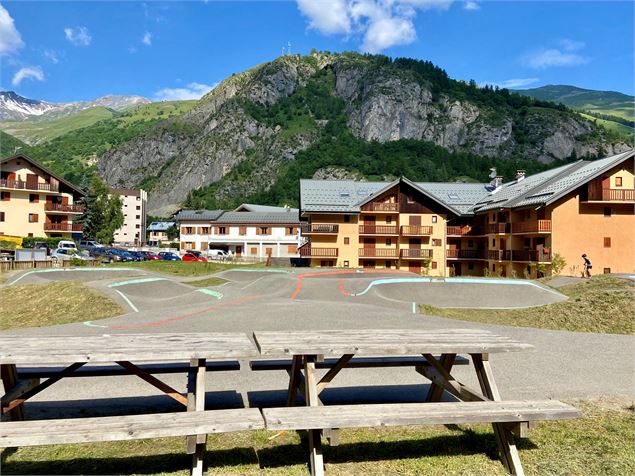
(300, 150, 634, 277)
(111, 188, 147, 246)
(147, 221, 175, 246)
(175, 204, 302, 258)
(0, 155, 85, 238)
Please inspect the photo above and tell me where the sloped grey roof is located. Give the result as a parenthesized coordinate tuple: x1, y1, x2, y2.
(147, 221, 175, 231)
(216, 210, 299, 224)
(234, 203, 294, 213)
(415, 182, 490, 214)
(174, 210, 225, 222)
(300, 179, 388, 213)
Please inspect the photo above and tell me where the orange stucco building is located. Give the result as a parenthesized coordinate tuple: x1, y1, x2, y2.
(300, 150, 634, 278)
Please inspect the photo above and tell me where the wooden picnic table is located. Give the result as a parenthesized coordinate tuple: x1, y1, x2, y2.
(253, 328, 538, 476)
(0, 332, 260, 476)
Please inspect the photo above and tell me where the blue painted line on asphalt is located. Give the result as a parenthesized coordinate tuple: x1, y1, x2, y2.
(412, 302, 416, 314)
(83, 320, 109, 328)
(107, 277, 167, 288)
(8, 267, 137, 286)
(198, 288, 223, 299)
(113, 289, 139, 313)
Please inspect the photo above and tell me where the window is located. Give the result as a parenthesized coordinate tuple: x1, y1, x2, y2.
(135, 224, 140, 229)
(343, 261, 349, 267)
(386, 216, 392, 224)
(431, 261, 437, 269)
(265, 247, 273, 256)
(0, 212, 4, 222)
(136, 205, 141, 210)
(604, 237, 611, 248)
(218, 226, 227, 235)
(432, 239, 442, 246)
(286, 226, 296, 235)
(407, 195, 415, 204)
(29, 194, 39, 203)
(492, 264, 496, 272)
(468, 263, 474, 270)
(239, 226, 247, 236)
(27, 233, 33, 237)
(615, 177, 623, 187)
(603, 268, 611, 274)
(343, 215, 351, 223)
(28, 213, 38, 223)
(136, 196, 141, 201)
(287, 245, 297, 253)
(1, 192, 10, 201)
(386, 238, 392, 246)
(604, 207, 612, 217)
(136, 215, 140, 219)
(492, 239, 496, 247)
(183, 226, 194, 234)
(431, 216, 438, 223)
(344, 237, 350, 245)
(251, 247, 257, 255)
(385, 261, 392, 269)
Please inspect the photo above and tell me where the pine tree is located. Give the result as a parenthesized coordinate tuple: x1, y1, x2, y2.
(78, 176, 124, 244)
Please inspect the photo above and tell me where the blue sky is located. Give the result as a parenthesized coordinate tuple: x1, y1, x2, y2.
(1, 1, 633, 103)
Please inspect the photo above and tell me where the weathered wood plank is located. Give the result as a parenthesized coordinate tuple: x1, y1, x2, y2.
(253, 329, 533, 357)
(286, 355, 303, 407)
(115, 361, 188, 407)
(0, 365, 24, 421)
(0, 408, 265, 447)
(261, 400, 581, 431)
(304, 356, 324, 476)
(191, 358, 207, 476)
(424, 354, 456, 403)
(0, 333, 259, 364)
(251, 355, 469, 371)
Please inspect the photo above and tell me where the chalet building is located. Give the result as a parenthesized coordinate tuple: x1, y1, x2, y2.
(0, 155, 85, 239)
(299, 150, 634, 277)
(147, 221, 175, 246)
(175, 204, 302, 259)
(111, 188, 147, 246)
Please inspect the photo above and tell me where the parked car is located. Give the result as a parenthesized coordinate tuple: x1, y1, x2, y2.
(140, 251, 162, 260)
(127, 251, 148, 261)
(182, 252, 207, 262)
(79, 240, 103, 250)
(158, 252, 181, 261)
(207, 249, 230, 260)
(108, 248, 137, 262)
(50, 248, 91, 261)
(90, 247, 122, 263)
(57, 240, 78, 250)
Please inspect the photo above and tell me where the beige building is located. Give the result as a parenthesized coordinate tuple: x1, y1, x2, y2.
(0, 155, 85, 239)
(147, 221, 175, 246)
(300, 150, 635, 277)
(111, 188, 147, 246)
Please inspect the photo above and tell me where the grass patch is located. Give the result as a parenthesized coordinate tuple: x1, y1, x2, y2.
(185, 277, 228, 287)
(112, 261, 265, 277)
(420, 275, 634, 334)
(0, 281, 122, 330)
(1, 398, 632, 475)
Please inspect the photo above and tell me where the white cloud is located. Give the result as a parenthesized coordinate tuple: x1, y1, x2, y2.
(464, 0, 480, 11)
(559, 38, 585, 52)
(524, 48, 587, 69)
(0, 4, 24, 57)
(12, 66, 44, 86)
(153, 82, 216, 101)
(297, 0, 454, 53)
(128, 46, 138, 54)
(142, 31, 152, 46)
(481, 78, 539, 89)
(43, 49, 59, 64)
(64, 26, 92, 46)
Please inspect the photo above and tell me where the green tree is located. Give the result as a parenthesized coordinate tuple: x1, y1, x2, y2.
(79, 176, 124, 244)
(167, 225, 179, 241)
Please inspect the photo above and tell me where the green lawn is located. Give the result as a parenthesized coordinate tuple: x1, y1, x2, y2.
(185, 277, 229, 287)
(421, 275, 634, 334)
(1, 398, 632, 475)
(112, 260, 266, 277)
(0, 281, 122, 330)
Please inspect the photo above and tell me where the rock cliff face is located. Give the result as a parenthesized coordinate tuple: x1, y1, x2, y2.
(98, 53, 628, 215)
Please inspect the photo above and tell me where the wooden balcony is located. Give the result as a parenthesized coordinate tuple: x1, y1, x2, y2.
(362, 202, 399, 212)
(45, 203, 85, 214)
(511, 250, 552, 262)
(587, 188, 634, 202)
(487, 250, 512, 261)
(359, 248, 399, 258)
(400, 248, 433, 259)
(301, 223, 339, 234)
(299, 247, 338, 258)
(0, 179, 59, 192)
(447, 225, 485, 236)
(511, 220, 551, 234)
(400, 225, 433, 236)
(44, 223, 83, 233)
(358, 225, 399, 235)
(446, 249, 486, 260)
(485, 223, 510, 234)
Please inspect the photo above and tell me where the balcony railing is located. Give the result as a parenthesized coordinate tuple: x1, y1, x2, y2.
(359, 248, 399, 258)
(446, 225, 485, 236)
(511, 220, 551, 234)
(298, 247, 338, 258)
(588, 188, 635, 202)
(364, 202, 398, 212)
(487, 249, 512, 261)
(0, 179, 59, 192)
(45, 203, 85, 214)
(44, 223, 84, 233)
(400, 248, 433, 259)
(400, 225, 433, 236)
(301, 223, 339, 234)
(446, 249, 485, 259)
(486, 223, 510, 234)
(359, 225, 399, 235)
(511, 250, 552, 262)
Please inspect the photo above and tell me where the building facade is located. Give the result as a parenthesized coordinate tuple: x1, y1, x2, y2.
(0, 155, 85, 239)
(300, 150, 635, 277)
(111, 188, 147, 246)
(147, 221, 175, 246)
(175, 205, 302, 259)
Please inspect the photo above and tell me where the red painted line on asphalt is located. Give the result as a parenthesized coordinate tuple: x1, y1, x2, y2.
(338, 278, 351, 297)
(108, 295, 262, 329)
(291, 269, 410, 300)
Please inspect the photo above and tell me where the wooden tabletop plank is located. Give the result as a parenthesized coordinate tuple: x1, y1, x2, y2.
(0, 333, 259, 364)
(253, 329, 533, 356)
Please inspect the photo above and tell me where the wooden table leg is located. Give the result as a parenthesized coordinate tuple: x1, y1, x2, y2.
(1, 364, 24, 421)
(424, 353, 456, 402)
(187, 359, 207, 476)
(471, 353, 525, 476)
(304, 355, 324, 476)
(287, 355, 303, 407)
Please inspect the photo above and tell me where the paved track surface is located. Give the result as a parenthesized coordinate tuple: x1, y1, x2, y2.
(2, 267, 633, 418)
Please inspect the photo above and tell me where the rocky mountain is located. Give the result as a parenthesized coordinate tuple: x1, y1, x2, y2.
(0, 91, 150, 121)
(92, 53, 630, 215)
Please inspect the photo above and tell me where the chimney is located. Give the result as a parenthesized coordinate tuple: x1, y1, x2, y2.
(495, 176, 503, 188)
(516, 170, 526, 182)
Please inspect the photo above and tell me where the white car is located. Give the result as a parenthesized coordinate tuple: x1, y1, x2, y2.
(207, 249, 230, 260)
(57, 240, 78, 250)
(50, 248, 91, 261)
